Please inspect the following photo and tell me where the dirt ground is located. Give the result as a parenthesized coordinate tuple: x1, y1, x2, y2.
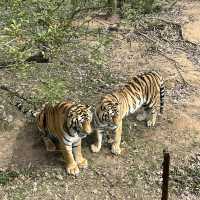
(0, 0, 200, 199)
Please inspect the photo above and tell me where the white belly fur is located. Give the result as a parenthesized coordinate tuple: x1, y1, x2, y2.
(128, 98, 146, 115)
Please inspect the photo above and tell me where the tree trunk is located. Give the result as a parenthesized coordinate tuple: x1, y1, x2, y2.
(107, 0, 124, 17)
(143, 0, 155, 13)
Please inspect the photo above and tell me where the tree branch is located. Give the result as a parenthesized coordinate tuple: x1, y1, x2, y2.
(135, 30, 189, 85)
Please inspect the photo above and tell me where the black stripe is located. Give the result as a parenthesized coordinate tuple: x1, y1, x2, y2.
(139, 76, 148, 97)
(73, 105, 85, 111)
(102, 113, 106, 121)
(148, 73, 159, 86)
(124, 84, 134, 93)
(128, 82, 140, 91)
(143, 74, 152, 87)
(160, 83, 165, 113)
(63, 135, 71, 143)
(145, 75, 156, 104)
(111, 93, 120, 104)
(141, 76, 150, 103)
(124, 84, 137, 99)
(132, 77, 143, 89)
(48, 132, 59, 144)
(72, 145, 79, 148)
(58, 101, 68, 109)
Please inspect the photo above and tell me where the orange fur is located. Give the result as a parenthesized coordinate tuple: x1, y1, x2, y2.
(91, 71, 165, 155)
(36, 100, 92, 175)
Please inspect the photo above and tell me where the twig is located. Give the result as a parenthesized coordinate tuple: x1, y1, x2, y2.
(156, 52, 188, 85)
(89, 166, 114, 186)
(51, 0, 65, 12)
(0, 61, 16, 69)
(166, 0, 177, 10)
(89, 166, 118, 199)
(66, 6, 106, 27)
(135, 30, 189, 85)
(0, 38, 16, 49)
(0, 85, 36, 109)
(144, 17, 181, 26)
(65, 15, 96, 44)
(94, 18, 112, 26)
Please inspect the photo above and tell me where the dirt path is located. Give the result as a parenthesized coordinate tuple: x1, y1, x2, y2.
(0, 1, 200, 200)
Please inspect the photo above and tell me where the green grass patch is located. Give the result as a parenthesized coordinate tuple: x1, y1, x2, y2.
(0, 171, 19, 185)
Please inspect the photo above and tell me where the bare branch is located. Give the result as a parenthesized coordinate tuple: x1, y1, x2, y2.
(135, 30, 189, 85)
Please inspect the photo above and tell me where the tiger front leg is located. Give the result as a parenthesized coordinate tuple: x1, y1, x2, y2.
(60, 143, 79, 176)
(91, 129, 103, 153)
(73, 141, 88, 169)
(111, 121, 122, 155)
(146, 107, 157, 127)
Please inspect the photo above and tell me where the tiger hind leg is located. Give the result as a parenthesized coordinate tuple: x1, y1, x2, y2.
(111, 121, 122, 155)
(136, 110, 148, 121)
(146, 107, 157, 127)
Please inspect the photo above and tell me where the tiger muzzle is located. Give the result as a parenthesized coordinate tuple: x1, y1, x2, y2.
(82, 121, 92, 134)
(112, 115, 120, 125)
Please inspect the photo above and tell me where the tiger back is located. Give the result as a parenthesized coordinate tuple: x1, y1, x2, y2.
(91, 71, 165, 155)
(36, 100, 92, 176)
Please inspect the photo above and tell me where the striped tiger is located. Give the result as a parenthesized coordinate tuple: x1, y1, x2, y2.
(36, 100, 92, 176)
(91, 71, 165, 155)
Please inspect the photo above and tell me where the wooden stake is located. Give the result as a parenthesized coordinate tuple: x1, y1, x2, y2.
(161, 148, 170, 200)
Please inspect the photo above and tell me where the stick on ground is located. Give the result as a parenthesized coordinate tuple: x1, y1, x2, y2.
(161, 148, 170, 200)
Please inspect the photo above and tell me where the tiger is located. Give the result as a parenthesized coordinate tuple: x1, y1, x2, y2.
(91, 71, 165, 155)
(36, 100, 92, 176)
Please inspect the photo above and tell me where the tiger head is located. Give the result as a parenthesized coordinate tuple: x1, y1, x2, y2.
(66, 104, 93, 137)
(97, 100, 120, 129)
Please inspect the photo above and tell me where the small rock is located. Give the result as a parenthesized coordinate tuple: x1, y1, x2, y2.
(0, 105, 4, 110)
(92, 189, 98, 194)
(33, 182, 37, 192)
(133, 123, 137, 127)
(6, 115, 14, 123)
(136, 112, 147, 121)
(44, 172, 49, 177)
(26, 111, 33, 118)
(1, 111, 7, 120)
(56, 174, 64, 180)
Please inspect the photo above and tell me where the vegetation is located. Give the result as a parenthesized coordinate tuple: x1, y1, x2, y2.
(0, 0, 171, 107)
(0, 0, 168, 66)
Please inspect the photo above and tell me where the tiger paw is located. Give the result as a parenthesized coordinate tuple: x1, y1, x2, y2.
(77, 158, 88, 169)
(136, 112, 147, 121)
(111, 143, 121, 155)
(66, 163, 79, 176)
(91, 144, 101, 153)
(147, 119, 156, 127)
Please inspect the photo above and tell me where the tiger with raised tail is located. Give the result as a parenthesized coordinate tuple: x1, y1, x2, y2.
(91, 71, 165, 155)
(36, 100, 92, 176)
